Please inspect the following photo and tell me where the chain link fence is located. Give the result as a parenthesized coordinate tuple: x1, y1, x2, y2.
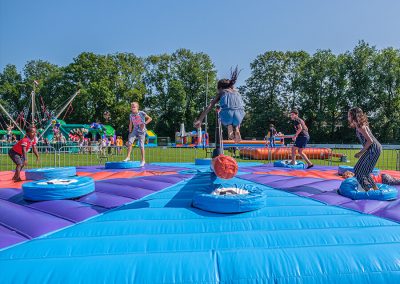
(1, 144, 399, 171)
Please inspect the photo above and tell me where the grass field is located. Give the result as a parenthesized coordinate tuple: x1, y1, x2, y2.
(1, 146, 399, 171)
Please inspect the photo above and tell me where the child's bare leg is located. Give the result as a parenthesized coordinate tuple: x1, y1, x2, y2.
(140, 147, 145, 163)
(14, 165, 22, 181)
(234, 126, 241, 143)
(227, 125, 234, 140)
(291, 146, 297, 165)
(125, 145, 133, 161)
(299, 148, 313, 167)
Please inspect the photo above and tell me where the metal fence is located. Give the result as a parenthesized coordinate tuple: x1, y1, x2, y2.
(1, 144, 399, 171)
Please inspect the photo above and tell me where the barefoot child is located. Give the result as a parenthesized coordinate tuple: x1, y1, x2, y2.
(8, 126, 39, 182)
(124, 102, 152, 167)
(290, 109, 313, 169)
(194, 67, 245, 143)
(348, 107, 382, 191)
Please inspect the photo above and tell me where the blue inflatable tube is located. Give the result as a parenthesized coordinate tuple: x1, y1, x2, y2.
(25, 167, 77, 180)
(338, 165, 380, 176)
(273, 160, 306, 169)
(338, 177, 398, 201)
(195, 158, 212, 166)
(23, 176, 95, 201)
(105, 161, 141, 169)
(192, 184, 267, 213)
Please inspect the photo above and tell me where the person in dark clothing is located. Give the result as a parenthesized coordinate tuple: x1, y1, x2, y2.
(290, 109, 313, 169)
(268, 124, 277, 147)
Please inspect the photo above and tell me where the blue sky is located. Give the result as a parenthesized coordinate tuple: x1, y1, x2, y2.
(1, 0, 399, 85)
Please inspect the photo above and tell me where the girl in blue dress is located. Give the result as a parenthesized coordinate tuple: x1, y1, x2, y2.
(194, 67, 245, 143)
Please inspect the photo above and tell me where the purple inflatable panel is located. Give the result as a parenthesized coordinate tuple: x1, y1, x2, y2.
(0, 225, 28, 249)
(77, 192, 134, 209)
(0, 199, 72, 238)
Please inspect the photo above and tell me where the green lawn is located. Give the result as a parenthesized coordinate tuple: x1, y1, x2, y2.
(1, 147, 399, 171)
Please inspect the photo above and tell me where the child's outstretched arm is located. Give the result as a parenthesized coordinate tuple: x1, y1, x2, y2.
(194, 95, 220, 128)
(32, 145, 40, 163)
(22, 146, 28, 166)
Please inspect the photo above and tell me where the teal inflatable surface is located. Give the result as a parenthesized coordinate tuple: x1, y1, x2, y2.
(25, 167, 77, 180)
(274, 160, 306, 169)
(339, 177, 398, 200)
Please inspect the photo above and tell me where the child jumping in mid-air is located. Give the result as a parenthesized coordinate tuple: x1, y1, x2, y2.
(194, 67, 245, 143)
(124, 102, 152, 167)
(348, 107, 382, 191)
(8, 126, 40, 182)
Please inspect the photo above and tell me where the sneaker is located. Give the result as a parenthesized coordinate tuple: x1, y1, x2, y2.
(123, 157, 130, 162)
(306, 164, 314, 169)
(140, 161, 145, 167)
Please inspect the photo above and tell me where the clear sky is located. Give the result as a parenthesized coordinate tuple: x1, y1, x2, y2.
(1, 0, 399, 85)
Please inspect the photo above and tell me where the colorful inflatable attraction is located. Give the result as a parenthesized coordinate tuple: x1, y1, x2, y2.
(240, 147, 344, 160)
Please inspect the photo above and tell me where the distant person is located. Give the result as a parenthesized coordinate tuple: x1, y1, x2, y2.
(116, 136, 123, 155)
(348, 107, 382, 191)
(6, 124, 14, 142)
(194, 67, 245, 143)
(267, 124, 277, 147)
(124, 102, 152, 167)
(290, 109, 313, 169)
(8, 126, 39, 182)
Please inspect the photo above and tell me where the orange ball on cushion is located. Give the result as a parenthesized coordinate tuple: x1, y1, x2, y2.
(212, 154, 238, 179)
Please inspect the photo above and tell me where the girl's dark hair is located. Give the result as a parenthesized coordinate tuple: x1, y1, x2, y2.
(348, 107, 369, 128)
(217, 66, 240, 89)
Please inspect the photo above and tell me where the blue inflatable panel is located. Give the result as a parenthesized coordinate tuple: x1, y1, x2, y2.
(195, 158, 212, 165)
(338, 165, 380, 176)
(338, 177, 398, 201)
(192, 184, 267, 213)
(105, 161, 141, 169)
(23, 176, 95, 201)
(273, 160, 306, 169)
(25, 167, 77, 180)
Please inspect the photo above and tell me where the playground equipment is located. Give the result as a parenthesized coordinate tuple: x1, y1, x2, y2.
(338, 177, 398, 200)
(338, 165, 380, 176)
(25, 167, 77, 180)
(105, 161, 142, 169)
(175, 123, 209, 148)
(146, 130, 158, 147)
(240, 147, 343, 160)
(273, 160, 306, 169)
(23, 176, 95, 201)
(40, 119, 115, 142)
(192, 184, 267, 213)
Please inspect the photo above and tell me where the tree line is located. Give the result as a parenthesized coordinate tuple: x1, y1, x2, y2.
(0, 41, 399, 144)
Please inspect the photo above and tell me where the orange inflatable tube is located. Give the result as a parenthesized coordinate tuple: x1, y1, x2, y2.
(240, 147, 343, 160)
